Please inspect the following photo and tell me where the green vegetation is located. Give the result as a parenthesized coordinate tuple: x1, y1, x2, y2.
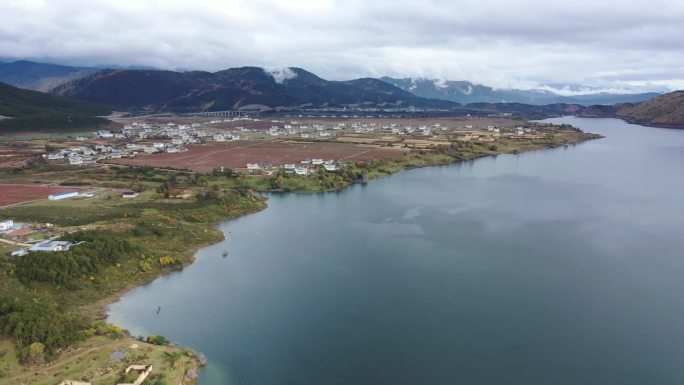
(0, 81, 112, 132)
(0, 165, 266, 384)
(0, 298, 87, 361)
(14, 232, 135, 287)
(0, 336, 198, 385)
(146, 335, 171, 346)
(0, 113, 109, 132)
(0, 82, 110, 117)
(203, 128, 598, 194)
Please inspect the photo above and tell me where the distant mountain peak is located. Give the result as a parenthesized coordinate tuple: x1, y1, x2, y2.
(0, 60, 98, 92)
(381, 76, 660, 105)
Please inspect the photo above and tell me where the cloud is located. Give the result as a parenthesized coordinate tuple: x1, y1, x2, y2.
(0, 0, 682, 91)
(265, 67, 298, 84)
(432, 78, 448, 89)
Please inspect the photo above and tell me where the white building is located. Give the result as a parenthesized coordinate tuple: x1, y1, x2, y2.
(47, 152, 65, 160)
(0, 219, 13, 231)
(294, 167, 309, 175)
(30, 240, 72, 252)
(68, 156, 84, 165)
(11, 249, 29, 257)
(246, 163, 261, 170)
(109, 150, 123, 158)
(49, 191, 79, 200)
(122, 191, 140, 199)
(95, 144, 112, 153)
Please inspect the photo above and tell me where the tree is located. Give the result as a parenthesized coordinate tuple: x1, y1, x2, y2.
(234, 175, 249, 197)
(23, 342, 45, 364)
(15, 231, 135, 286)
(147, 335, 170, 346)
(268, 176, 283, 190)
(0, 298, 87, 359)
(157, 181, 171, 197)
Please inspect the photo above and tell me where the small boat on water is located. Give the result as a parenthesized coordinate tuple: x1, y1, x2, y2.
(156, 306, 161, 314)
(222, 250, 228, 257)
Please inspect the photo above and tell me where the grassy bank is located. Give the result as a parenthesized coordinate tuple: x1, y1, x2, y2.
(0, 183, 266, 385)
(0, 336, 201, 385)
(215, 128, 601, 193)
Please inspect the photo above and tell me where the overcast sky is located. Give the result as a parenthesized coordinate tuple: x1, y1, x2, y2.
(1, 0, 683, 92)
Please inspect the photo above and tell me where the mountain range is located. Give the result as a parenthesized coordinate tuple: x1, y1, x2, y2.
(0, 60, 662, 108)
(0, 60, 98, 92)
(50, 67, 457, 112)
(1, 60, 682, 128)
(381, 77, 660, 106)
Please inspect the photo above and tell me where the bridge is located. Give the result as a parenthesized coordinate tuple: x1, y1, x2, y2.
(184, 110, 260, 117)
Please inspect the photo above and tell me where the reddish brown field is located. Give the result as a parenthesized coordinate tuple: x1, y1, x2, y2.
(0, 184, 73, 207)
(110, 141, 406, 172)
(0, 142, 44, 168)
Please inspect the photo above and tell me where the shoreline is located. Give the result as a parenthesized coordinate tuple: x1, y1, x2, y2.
(575, 114, 684, 130)
(100, 130, 602, 383)
(95, 232, 233, 320)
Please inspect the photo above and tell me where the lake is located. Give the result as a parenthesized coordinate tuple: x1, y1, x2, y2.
(107, 117, 684, 385)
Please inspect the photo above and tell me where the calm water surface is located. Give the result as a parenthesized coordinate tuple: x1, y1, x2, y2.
(108, 117, 684, 385)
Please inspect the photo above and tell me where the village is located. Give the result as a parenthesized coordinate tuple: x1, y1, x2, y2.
(40, 115, 543, 173)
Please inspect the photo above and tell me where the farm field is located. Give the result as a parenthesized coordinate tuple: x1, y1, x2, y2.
(0, 184, 73, 206)
(109, 140, 407, 171)
(0, 143, 42, 168)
